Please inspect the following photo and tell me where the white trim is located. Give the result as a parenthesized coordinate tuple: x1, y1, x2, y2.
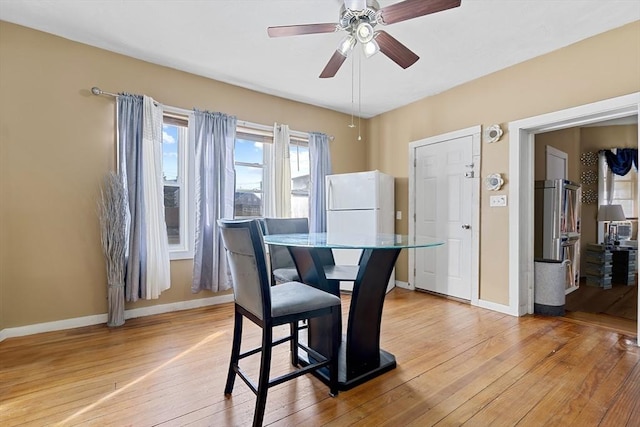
(508, 92, 640, 337)
(408, 125, 482, 306)
(395, 280, 411, 290)
(0, 294, 234, 342)
(165, 108, 196, 260)
(476, 298, 520, 316)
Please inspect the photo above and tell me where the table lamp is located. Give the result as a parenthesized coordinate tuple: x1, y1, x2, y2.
(597, 204, 626, 245)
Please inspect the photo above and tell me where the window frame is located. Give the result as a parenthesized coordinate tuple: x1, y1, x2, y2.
(162, 108, 195, 260)
(233, 123, 310, 219)
(289, 138, 310, 219)
(612, 167, 638, 219)
(234, 125, 273, 218)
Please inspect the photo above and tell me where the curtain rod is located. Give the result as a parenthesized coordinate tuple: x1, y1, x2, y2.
(91, 86, 334, 141)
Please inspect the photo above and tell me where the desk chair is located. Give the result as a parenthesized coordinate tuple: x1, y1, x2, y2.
(262, 217, 309, 285)
(218, 219, 341, 427)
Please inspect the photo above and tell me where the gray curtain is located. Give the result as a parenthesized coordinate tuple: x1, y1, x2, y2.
(308, 132, 332, 233)
(117, 94, 146, 302)
(192, 110, 237, 293)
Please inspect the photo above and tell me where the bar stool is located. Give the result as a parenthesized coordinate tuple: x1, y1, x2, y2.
(218, 219, 341, 427)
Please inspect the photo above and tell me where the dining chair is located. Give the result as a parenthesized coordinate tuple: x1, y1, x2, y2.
(262, 217, 309, 285)
(218, 219, 341, 427)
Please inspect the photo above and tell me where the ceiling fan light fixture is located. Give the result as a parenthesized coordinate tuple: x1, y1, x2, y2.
(363, 38, 379, 57)
(338, 34, 357, 56)
(355, 21, 374, 44)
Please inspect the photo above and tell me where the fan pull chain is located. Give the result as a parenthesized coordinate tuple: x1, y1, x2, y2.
(349, 54, 355, 128)
(358, 52, 362, 141)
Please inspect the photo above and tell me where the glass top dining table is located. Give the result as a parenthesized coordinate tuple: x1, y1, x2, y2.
(263, 232, 443, 250)
(262, 232, 444, 391)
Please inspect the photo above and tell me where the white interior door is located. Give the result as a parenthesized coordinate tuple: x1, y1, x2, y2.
(546, 145, 568, 180)
(413, 135, 474, 300)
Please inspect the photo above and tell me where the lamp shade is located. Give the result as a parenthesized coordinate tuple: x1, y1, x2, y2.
(597, 204, 626, 221)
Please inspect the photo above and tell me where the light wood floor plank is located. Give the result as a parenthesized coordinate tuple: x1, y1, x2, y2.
(1, 289, 637, 426)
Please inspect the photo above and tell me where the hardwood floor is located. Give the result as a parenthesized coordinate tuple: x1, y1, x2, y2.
(1, 289, 639, 426)
(565, 281, 637, 336)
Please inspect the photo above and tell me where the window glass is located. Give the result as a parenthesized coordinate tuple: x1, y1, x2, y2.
(162, 120, 188, 250)
(290, 143, 310, 218)
(235, 139, 265, 217)
(233, 127, 310, 219)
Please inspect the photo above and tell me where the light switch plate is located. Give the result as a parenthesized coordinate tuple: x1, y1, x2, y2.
(490, 195, 507, 207)
(396, 211, 402, 220)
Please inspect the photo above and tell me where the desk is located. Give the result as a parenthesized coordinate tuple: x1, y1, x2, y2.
(584, 244, 637, 288)
(263, 232, 443, 390)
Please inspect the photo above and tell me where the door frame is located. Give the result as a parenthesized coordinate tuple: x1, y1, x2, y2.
(545, 145, 568, 180)
(408, 125, 481, 307)
(508, 92, 640, 340)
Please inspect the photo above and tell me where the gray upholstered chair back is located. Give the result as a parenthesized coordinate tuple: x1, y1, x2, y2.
(263, 218, 309, 270)
(218, 219, 270, 321)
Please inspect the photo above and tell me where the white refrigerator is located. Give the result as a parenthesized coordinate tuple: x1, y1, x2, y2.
(326, 170, 395, 292)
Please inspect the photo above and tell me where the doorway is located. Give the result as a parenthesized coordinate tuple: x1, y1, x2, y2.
(534, 120, 638, 334)
(508, 92, 640, 340)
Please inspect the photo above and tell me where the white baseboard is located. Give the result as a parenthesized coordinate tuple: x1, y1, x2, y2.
(475, 299, 519, 317)
(0, 294, 234, 342)
(395, 280, 414, 290)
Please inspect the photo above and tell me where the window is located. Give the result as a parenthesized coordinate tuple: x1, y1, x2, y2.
(159, 116, 312, 257)
(612, 167, 638, 218)
(234, 127, 271, 218)
(162, 112, 193, 259)
(233, 125, 310, 219)
(290, 141, 310, 218)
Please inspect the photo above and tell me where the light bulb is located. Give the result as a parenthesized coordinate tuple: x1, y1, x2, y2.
(355, 22, 374, 44)
(363, 39, 379, 58)
(338, 35, 356, 56)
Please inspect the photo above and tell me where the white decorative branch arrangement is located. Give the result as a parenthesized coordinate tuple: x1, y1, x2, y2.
(98, 172, 128, 327)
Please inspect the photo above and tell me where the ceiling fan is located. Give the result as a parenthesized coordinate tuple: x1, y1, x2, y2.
(267, 0, 461, 78)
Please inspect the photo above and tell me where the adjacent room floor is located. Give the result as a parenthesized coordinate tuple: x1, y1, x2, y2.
(565, 278, 638, 335)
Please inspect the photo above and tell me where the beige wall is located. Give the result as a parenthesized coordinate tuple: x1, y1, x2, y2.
(367, 21, 640, 305)
(0, 22, 367, 330)
(2, 20, 639, 330)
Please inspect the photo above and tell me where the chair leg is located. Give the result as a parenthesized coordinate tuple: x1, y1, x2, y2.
(329, 307, 340, 397)
(290, 322, 299, 366)
(253, 324, 273, 427)
(225, 310, 243, 396)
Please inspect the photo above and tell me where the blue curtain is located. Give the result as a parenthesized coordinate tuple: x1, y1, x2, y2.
(603, 148, 638, 176)
(192, 110, 237, 293)
(308, 132, 332, 233)
(117, 94, 146, 302)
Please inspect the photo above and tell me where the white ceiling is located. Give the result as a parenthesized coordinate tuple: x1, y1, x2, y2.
(1, 0, 638, 118)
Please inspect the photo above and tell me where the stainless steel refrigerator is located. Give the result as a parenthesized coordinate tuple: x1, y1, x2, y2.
(534, 179, 582, 293)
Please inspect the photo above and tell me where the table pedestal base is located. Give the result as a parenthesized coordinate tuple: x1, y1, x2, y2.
(298, 335, 396, 391)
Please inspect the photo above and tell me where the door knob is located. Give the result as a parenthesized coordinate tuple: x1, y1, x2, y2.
(462, 224, 471, 230)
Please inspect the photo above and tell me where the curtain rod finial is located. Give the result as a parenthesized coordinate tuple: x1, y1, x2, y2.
(91, 87, 102, 96)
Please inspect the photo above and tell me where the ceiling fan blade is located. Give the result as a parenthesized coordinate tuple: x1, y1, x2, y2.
(379, 0, 461, 25)
(376, 31, 419, 69)
(267, 23, 338, 38)
(344, 0, 367, 11)
(319, 51, 348, 78)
